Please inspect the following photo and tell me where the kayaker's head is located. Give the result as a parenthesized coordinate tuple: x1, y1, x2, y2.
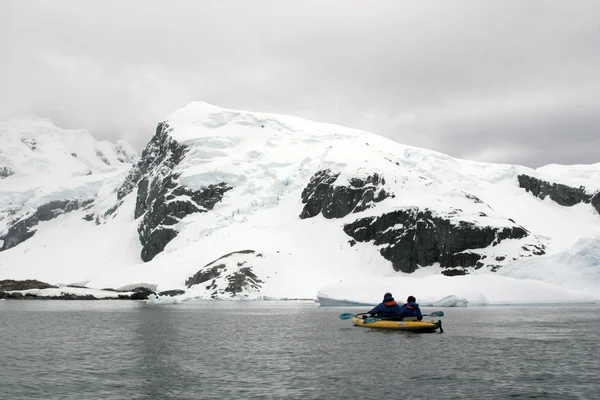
(407, 295, 416, 303)
(383, 292, 397, 306)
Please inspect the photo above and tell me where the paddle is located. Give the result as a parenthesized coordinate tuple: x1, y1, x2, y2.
(338, 312, 369, 320)
(363, 311, 445, 324)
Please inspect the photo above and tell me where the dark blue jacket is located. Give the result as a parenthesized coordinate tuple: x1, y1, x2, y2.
(398, 302, 423, 321)
(368, 300, 401, 317)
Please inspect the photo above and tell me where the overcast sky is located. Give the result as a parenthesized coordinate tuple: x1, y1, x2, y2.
(1, 0, 599, 167)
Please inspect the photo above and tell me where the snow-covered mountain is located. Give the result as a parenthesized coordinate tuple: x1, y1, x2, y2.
(1, 103, 599, 304)
(0, 111, 138, 251)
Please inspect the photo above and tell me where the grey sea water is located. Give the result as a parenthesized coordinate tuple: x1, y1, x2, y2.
(0, 301, 598, 399)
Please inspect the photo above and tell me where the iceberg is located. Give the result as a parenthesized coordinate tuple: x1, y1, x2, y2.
(316, 274, 596, 307)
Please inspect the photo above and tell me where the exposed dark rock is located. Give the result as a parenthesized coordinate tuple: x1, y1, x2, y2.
(521, 243, 546, 256)
(464, 193, 484, 204)
(0, 279, 58, 291)
(117, 122, 188, 201)
(300, 169, 392, 219)
(517, 174, 592, 207)
(343, 208, 530, 273)
(0, 288, 99, 300)
(71, 152, 77, 158)
(57, 294, 97, 300)
(445, 252, 482, 269)
(186, 249, 256, 288)
(592, 192, 600, 215)
(21, 138, 36, 151)
(138, 179, 232, 261)
(441, 268, 467, 276)
(0, 166, 14, 179)
(7, 292, 98, 300)
(186, 250, 263, 297)
(83, 213, 94, 221)
(126, 287, 154, 300)
(103, 203, 120, 218)
(139, 229, 178, 262)
(0, 282, 156, 300)
(224, 267, 263, 294)
(95, 150, 110, 165)
(158, 289, 185, 297)
(111, 122, 232, 261)
(187, 264, 227, 288)
(0, 199, 94, 251)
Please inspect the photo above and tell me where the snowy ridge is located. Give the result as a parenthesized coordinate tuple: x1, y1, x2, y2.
(1, 102, 599, 304)
(0, 111, 138, 251)
(0, 111, 136, 179)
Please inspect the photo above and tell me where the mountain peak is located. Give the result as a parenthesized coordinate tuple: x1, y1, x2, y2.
(0, 110, 138, 180)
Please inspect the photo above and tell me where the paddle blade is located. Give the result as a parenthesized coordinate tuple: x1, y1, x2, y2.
(427, 311, 445, 317)
(338, 313, 356, 320)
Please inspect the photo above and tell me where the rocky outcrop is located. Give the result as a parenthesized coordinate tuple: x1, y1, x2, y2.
(0, 166, 14, 179)
(343, 208, 534, 274)
(116, 122, 188, 202)
(21, 138, 36, 151)
(126, 287, 154, 300)
(0, 281, 154, 300)
(0, 199, 94, 251)
(517, 174, 592, 207)
(158, 289, 185, 297)
(113, 122, 232, 261)
(592, 192, 600, 215)
(0, 291, 98, 300)
(186, 250, 263, 298)
(95, 150, 110, 165)
(300, 169, 392, 219)
(0, 279, 58, 291)
(137, 178, 232, 261)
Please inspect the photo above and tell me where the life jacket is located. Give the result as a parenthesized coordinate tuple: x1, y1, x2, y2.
(383, 300, 397, 307)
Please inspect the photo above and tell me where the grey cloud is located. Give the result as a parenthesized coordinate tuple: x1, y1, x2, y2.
(1, 0, 599, 167)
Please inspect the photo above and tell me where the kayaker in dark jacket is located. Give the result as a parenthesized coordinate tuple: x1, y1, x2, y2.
(398, 296, 423, 321)
(367, 292, 401, 318)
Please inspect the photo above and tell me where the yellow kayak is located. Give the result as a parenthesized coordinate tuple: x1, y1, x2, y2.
(351, 316, 442, 333)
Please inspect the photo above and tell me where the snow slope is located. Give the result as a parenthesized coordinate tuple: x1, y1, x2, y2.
(0, 111, 138, 256)
(1, 102, 599, 304)
(498, 236, 600, 295)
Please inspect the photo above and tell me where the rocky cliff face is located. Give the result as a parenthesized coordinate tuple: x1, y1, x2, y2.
(300, 169, 545, 275)
(517, 174, 597, 212)
(115, 122, 232, 261)
(300, 169, 392, 219)
(343, 208, 539, 274)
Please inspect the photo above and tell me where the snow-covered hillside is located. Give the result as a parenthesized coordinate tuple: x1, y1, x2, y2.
(1, 102, 599, 304)
(0, 111, 138, 252)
